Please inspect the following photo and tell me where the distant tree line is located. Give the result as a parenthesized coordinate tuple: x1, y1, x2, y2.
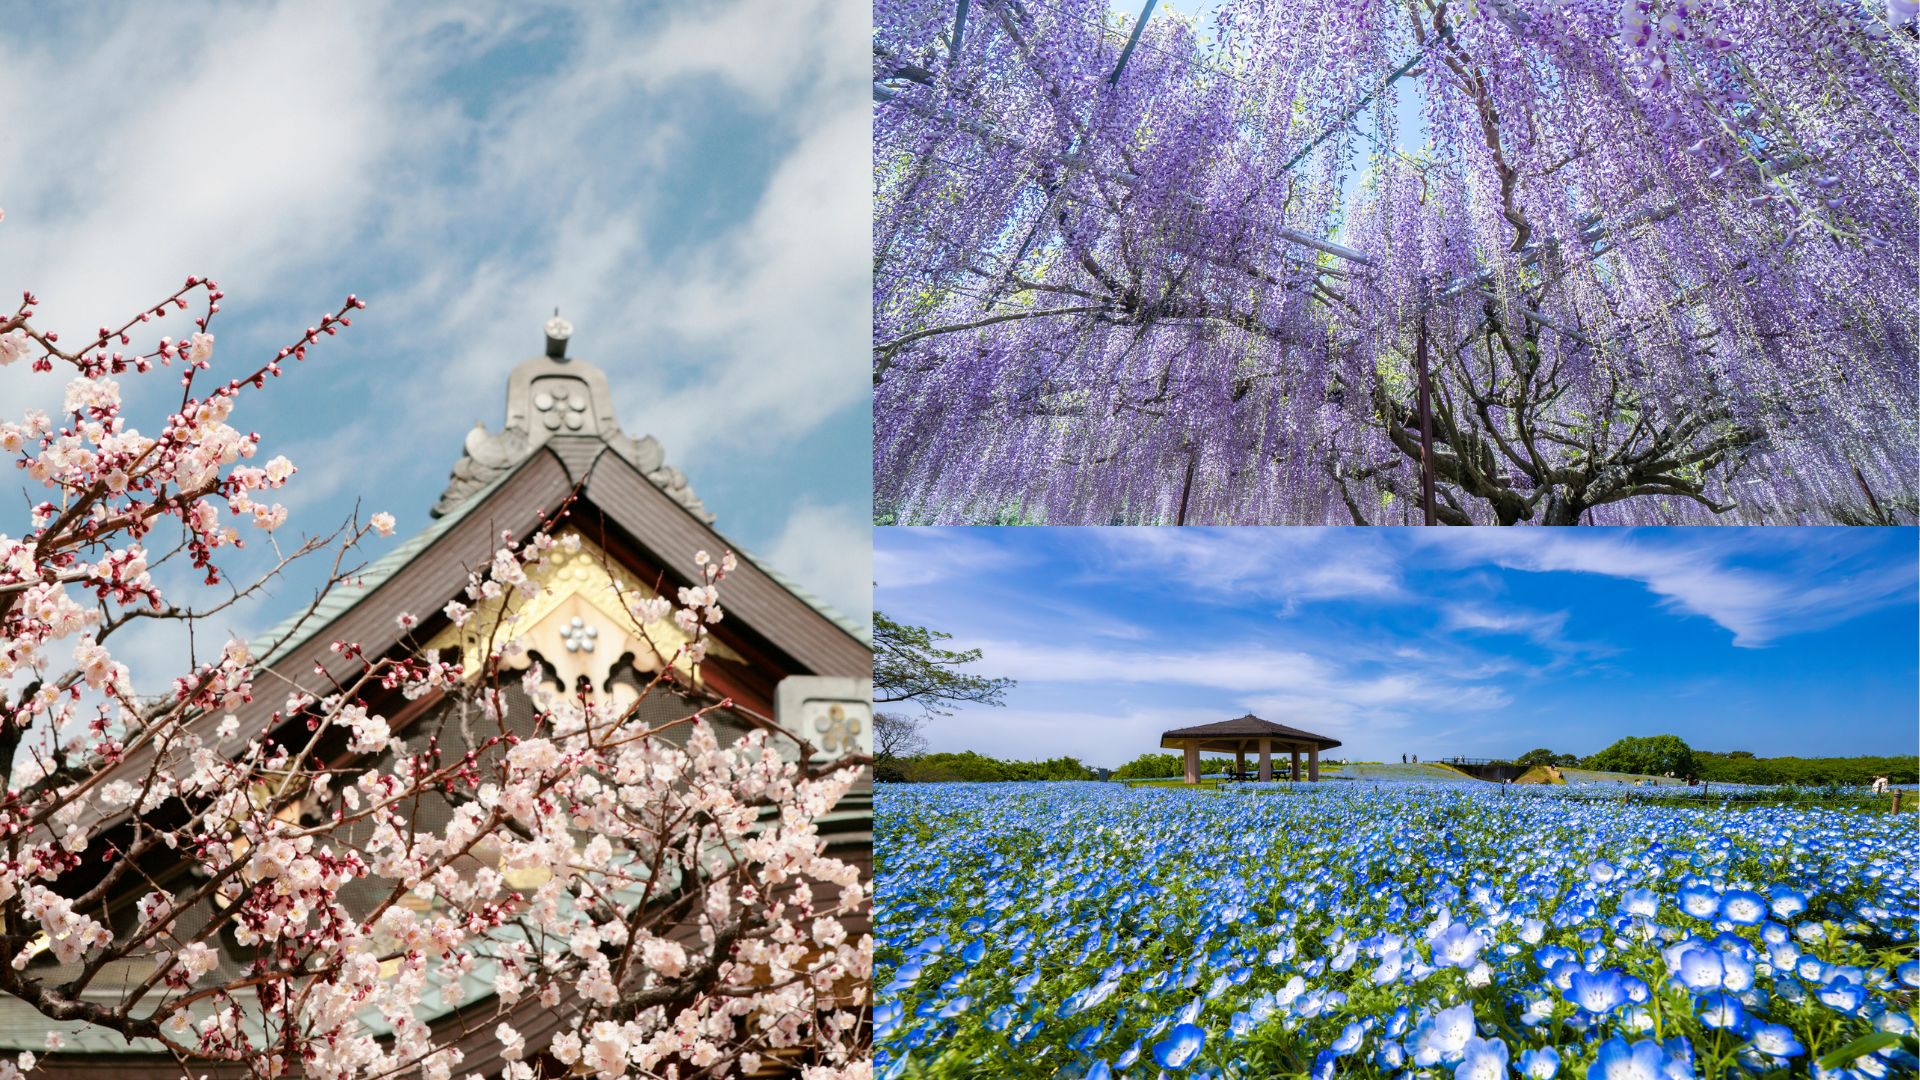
(1111, 752, 1233, 779)
(875, 751, 1094, 783)
(1513, 735, 1916, 786)
(1692, 751, 1917, 787)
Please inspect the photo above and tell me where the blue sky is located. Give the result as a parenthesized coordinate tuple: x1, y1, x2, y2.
(875, 528, 1920, 768)
(0, 2, 869, 682)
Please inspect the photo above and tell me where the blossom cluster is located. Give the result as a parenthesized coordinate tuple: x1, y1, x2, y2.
(0, 282, 872, 1077)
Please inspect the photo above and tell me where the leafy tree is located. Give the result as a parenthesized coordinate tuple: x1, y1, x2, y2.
(1112, 752, 1236, 780)
(874, 610, 1016, 715)
(1586, 734, 1698, 777)
(891, 751, 1092, 783)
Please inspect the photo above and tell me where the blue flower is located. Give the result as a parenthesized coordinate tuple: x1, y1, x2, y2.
(1718, 889, 1767, 926)
(1749, 1022, 1806, 1059)
(1816, 977, 1868, 1015)
(1620, 887, 1659, 919)
(962, 938, 986, 965)
(1413, 1002, 1478, 1067)
(1085, 1062, 1113, 1080)
(1585, 1036, 1689, 1080)
(1566, 968, 1629, 1015)
(1456, 1035, 1510, 1080)
(1519, 1045, 1560, 1078)
(1669, 942, 1725, 991)
(1694, 991, 1746, 1031)
(1767, 885, 1808, 920)
(1152, 1023, 1206, 1070)
(1329, 1020, 1365, 1056)
(1432, 922, 1485, 968)
(1677, 881, 1721, 920)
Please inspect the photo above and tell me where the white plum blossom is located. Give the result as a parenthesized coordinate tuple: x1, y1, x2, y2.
(0, 281, 866, 1079)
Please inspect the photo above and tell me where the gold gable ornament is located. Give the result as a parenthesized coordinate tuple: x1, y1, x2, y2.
(422, 530, 741, 707)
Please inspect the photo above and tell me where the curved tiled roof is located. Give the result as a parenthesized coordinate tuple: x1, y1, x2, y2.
(1161, 714, 1342, 749)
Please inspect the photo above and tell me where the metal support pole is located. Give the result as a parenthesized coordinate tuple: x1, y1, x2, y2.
(950, 0, 970, 62)
(1175, 443, 1197, 524)
(1415, 294, 1437, 526)
(1110, 0, 1159, 86)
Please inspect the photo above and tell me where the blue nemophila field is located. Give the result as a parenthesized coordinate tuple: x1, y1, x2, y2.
(873, 783, 1917, 1079)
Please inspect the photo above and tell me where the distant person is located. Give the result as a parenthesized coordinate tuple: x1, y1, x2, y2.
(1401, 753, 1407, 764)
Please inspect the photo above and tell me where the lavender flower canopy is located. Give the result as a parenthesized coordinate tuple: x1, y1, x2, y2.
(873, 0, 1918, 525)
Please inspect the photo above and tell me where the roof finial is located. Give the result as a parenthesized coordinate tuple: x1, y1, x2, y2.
(544, 308, 573, 360)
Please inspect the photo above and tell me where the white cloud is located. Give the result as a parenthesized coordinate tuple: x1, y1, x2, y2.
(1445, 605, 1565, 637)
(1431, 531, 1915, 646)
(1087, 528, 1403, 605)
(761, 501, 870, 632)
(873, 527, 1017, 590)
(0, 0, 874, 694)
(920, 705, 1225, 766)
(955, 637, 1510, 728)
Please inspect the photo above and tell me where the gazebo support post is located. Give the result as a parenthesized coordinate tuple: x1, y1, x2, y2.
(1235, 747, 1246, 781)
(1183, 743, 1200, 785)
(1290, 748, 1302, 783)
(1258, 738, 1272, 782)
(1309, 746, 1321, 782)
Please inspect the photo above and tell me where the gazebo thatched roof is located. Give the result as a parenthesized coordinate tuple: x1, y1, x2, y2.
(1159, 714, 1342, 751)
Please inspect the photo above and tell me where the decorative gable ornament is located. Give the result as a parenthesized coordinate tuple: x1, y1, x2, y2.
(420, 529, 742, 703)
(433, 319, 712, 522)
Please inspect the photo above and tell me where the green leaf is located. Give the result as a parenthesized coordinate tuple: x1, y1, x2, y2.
(1815, 1031, 1903, 1070)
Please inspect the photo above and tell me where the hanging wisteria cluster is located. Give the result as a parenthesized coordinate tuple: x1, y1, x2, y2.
(873, 0, 1919, 524)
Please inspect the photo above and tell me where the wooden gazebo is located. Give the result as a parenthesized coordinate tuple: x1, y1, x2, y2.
(1160, 714, 1342, 784)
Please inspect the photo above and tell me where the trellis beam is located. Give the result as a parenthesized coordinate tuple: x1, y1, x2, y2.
(950, 0, 970, 62)
(1110, 0, 1158, 86)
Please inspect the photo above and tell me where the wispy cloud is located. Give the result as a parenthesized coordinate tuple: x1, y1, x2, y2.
(872, 527, 1017, 590)
(956, 638, 1511, 731)
(1086, 528, 1404, 607)
(1431, 530, 1916, 646)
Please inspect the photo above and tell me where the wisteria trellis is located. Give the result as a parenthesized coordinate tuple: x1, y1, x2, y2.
(872, 0, 1919, 525)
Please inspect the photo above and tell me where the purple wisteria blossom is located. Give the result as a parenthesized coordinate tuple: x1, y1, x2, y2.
(874, 0, 1918, 524)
